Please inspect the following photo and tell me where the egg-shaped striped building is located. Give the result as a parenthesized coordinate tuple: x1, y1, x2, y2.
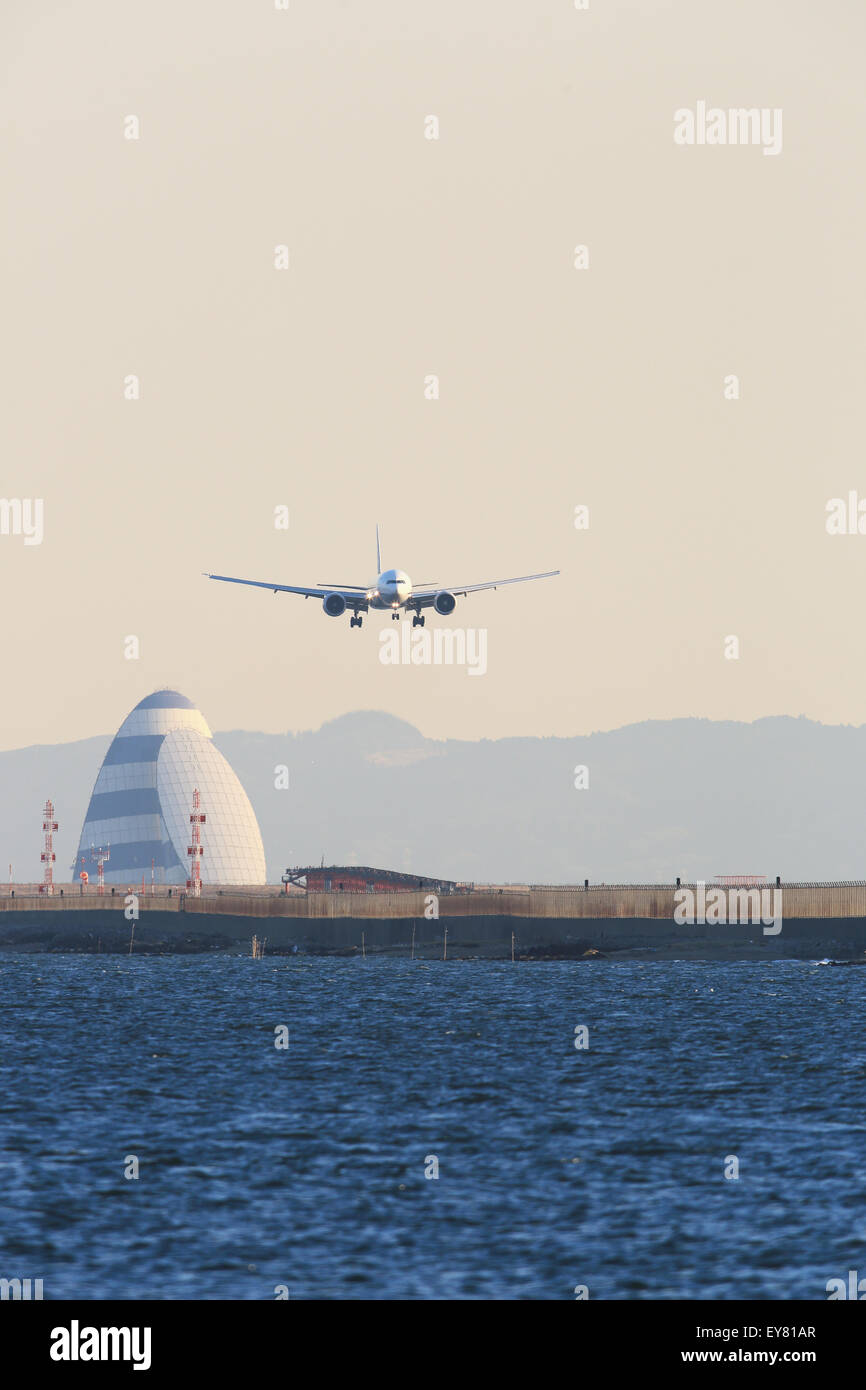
(71, 690, 266, 886)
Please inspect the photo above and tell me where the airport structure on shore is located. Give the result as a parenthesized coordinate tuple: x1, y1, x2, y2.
(70, 690, 266, 888)
(6, 687, 866, 959)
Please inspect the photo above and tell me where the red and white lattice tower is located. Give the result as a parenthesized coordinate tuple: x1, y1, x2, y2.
(91, 845, 110, 895)
(187, 787, 205, 896)
(39, 799, 58, 895)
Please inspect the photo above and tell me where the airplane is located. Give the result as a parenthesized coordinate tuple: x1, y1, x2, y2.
(206, 527, 559, 628)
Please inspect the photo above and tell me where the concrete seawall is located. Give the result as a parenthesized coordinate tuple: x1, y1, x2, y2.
(2, 899, 866, 959)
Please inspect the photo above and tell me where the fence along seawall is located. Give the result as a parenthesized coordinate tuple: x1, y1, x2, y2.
(2, 882, 866, 922)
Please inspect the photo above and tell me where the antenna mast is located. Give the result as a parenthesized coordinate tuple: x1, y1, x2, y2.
(90, 845, 110, 895)
(187, 787, 205, 896)
(39, 799, 58, 895)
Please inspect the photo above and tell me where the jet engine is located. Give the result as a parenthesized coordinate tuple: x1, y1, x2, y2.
(433, 590, 456, 615)
(323, 593, 346, 617)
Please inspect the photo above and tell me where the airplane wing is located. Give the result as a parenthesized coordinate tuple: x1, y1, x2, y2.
(205, 574, 369, 608)
(410, 570, 559, 608)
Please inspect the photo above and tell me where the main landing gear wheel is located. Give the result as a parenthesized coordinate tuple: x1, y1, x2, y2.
(412, 614, 425, 627)
(350, 616, 362, 628)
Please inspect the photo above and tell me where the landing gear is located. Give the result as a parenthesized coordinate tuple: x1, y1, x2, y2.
(391, 611, 400, 621)
(412, 614, 425, 627)
(350, 615, 363, 628)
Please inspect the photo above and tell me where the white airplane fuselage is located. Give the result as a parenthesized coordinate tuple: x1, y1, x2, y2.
(367, 568, 413, 610)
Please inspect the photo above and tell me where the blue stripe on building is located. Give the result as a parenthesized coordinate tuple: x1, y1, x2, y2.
(102, 734, 166, 765)
(77, 839, 185, 875)
(85, 788, 162, 820)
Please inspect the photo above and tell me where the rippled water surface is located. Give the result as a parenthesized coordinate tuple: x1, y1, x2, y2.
(1, 955, 864, 1299)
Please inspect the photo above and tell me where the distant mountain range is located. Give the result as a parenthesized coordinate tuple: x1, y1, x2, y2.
(2, 712, 864, 884)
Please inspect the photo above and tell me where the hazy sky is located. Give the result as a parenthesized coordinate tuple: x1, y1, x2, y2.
(2, 1, 865, 750)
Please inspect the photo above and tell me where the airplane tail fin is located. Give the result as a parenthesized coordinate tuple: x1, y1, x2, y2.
(376, 524, 382, 574)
